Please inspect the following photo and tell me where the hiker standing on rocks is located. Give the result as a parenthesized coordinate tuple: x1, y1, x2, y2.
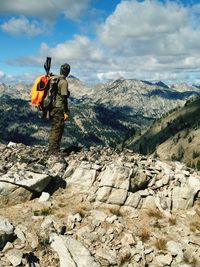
(48, 63, 70, 155)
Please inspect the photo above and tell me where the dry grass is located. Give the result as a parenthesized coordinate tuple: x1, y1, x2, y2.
(108, 207, 123, 217)
(57, 203, 67, 208)
(184, 254, 200, 267)
(152, 220, 162, 229)
(73, 203, 91, 218)
(33, 207, 53, 216)
(168, 216, 177, 225)
(138, 227, 151, 242)
(147, 208, 163, 219)
(118, 252, 132, 267)
(154, 238, 167, 251)
(190, 219, 200, 232)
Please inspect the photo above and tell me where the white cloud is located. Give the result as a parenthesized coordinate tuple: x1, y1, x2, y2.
(0, 69, 42, 84)
(37, 35, 108, 67)
(0, 70, 6, 79)
(94, 0, 200, 83)
(98, 0, 188, 46)
(0, 0, 90, 20)
(12, 0, 200, 84)
(1, 16, 44, 37)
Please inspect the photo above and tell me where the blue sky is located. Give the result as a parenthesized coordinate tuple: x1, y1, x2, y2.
(1, 0, 200, 84)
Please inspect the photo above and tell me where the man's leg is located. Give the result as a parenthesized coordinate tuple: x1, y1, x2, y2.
(48, 108, 64, 154)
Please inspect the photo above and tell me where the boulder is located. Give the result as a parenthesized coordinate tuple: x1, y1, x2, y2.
(0, 216, 14, 249)
(50, 234, 100, 267)
(0, 170, 52, 193)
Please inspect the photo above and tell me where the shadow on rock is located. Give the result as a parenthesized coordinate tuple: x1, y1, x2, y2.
(42, 176, 67, 195)
(24, 252, 39, 267)
(62, 145, 83, 155)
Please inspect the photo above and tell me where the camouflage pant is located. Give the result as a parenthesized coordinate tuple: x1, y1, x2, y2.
(48, 107, 65, 154)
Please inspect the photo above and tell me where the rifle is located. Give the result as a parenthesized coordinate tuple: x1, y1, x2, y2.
(44, 57, 51, 76)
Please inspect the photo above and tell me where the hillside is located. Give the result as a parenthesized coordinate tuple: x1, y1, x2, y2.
(0, 95, 143, 148)
(0, 143, 200, 266)
(126, 97, 200, 169)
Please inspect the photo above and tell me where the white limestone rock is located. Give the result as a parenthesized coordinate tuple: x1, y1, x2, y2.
(99, 164, 131, 190)
(107, 188, 128, 205)
(38, 192, 50, 202)
(167, 240, 183, 263)
(125, 192, 141, 208)
(50, 234, 100, 267)
(0, 170, 52, 193)
(5, 249, 23, 266)
(64, 163, 97, 190)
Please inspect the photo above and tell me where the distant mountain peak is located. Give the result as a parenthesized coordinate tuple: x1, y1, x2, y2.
(154, 81, 169, 88)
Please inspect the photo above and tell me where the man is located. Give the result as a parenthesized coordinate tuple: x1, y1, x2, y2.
(48, 63, 70, 155)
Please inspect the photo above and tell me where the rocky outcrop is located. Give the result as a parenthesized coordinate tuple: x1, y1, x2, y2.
(0, 143, 200, 266)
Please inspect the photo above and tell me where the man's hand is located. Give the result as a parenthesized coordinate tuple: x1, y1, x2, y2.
(64, 112, 69, 121)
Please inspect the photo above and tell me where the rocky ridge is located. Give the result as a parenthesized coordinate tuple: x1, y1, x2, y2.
(1, 77, 200, 119)
(0, 142, 200, 266)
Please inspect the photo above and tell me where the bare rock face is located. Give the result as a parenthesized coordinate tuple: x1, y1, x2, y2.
(0, 142, 200, 266)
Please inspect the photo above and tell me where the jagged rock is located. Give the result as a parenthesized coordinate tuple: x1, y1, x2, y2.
(50, 234, 76, 267)
(1, 143, 200, 266)
(41, 215, 64, 235)
(0, 217, 14, 249)
(167, 240, 183, 263)
(64, 162, 97, 190)
(125, 192, 141, 208)
(0, 187, 32, 208)
(50, 234, 100, 267)
(98, 164, 131, 190)
(5, 249, 23, 266)
(142, 195, 156, 209)
(47, 155, 67, 176)
(130, 169, 152, 192)
(153, 254, 173, 266)
(14, 225, 26, 242)
(120, 232, 136, 246)
(2, 241, 13, 252)
(95, 246, 117, 265)
(96, 186, 112, 202)
(0, 170, 52, 193)
(38, 192, 50, 202)
(172, 186, 195, 210)
(89, 210, 108, 222)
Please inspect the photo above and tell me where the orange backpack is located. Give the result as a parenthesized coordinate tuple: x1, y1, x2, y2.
(30, 75, 50, 108)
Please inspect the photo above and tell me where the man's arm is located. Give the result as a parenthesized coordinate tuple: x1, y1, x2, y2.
(59, 79, 70, 113)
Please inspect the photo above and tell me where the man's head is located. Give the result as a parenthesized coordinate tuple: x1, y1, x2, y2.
(60, 63, 70, 77)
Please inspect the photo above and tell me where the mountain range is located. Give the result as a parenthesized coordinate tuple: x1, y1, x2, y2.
(0, 76, 200, 154)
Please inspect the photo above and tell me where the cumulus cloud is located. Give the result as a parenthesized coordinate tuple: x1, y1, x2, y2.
(0, 69, 42, 84)
(23, 34, 108, 70)
(0, 0, 90, 20)
(94, 0, 200, 82)
(12, 0, 200, 83)
(1, 16, 44, 37)
(98, 1, 188, 46)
